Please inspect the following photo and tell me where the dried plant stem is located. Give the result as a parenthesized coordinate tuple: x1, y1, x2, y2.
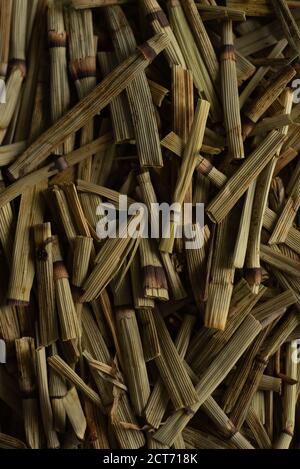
(230, 312, 300, 430)
(270, 0, 300, 56)
(8, 184, 45, 305)
(116, 308, 151, 416)
(48, 354, 103, 408)
(168, 1, 220, 122)
(206, 131, 285, 224)
(243, 66, 296, 137)
(62, 387, 87, 441)
(137, 308, 160, 361)
(197, 4, 245, 21)
(52, 236, 79, 341)
(246, 406, 272, 449)
(160, 99, 210, 253)
(130, 255, 155, 310)
(15, 337, 41, 449)
(186, 225, 210, 308)
(145, 313, 196, 429)
(239, 39, 288, 109)
(0, 0, 27, 144)
(0, 135, 112, 209)
(204, 215, 235, 331)
(153, 311, 199, 411)
(36, 347, 60, 448)
(274, 340, 298, 448)
(34, 223, 58, 346)
(48, 2, 74, 155)
(14, 0, 48, 142)
(263, 207, 300, 256)
(0, 0, 13, 79)
(67, 8, 96, 182)
(182, 0, 219, 85)
(106, 6, 163, 168)
(246, 88, 293, 291)
(71, 0, 133, 7)
(7, 32, 170, 180)
(153, 314, 262, 446)
(139, 238, 169, 301)
(98, 52, 134, 144)
(139, 0, 186, 68)
(0, 171, 14, 264)
(269, 160, 300, 245)
(221, 20, 244, 159)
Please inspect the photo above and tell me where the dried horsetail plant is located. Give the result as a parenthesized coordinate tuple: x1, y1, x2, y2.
(186, 225, 210, 309)
(48, 345, 68, 433)
(81, 306, 145, 449)
(136, 168, 186, 300)
(172, 65, 193, 144)
(221, 20, 244, 159)
(145, 313, 197, 430)
(229, 311, 300, 430)
(0, 170, 14, 264)
(115, 307, 151, 417)
(48, 1, 74, 155)
(270, 0, 300, 56)
(81, 214, 142, 302)
(62, 387, 87, 441)
(35, 347, 60, 448)
(274, 340, 298, 449)
(227, 0, 300, 16)
(72, 236, 93, 292)
(7, 32, 170, 180)
(13, 0, 48, 143)
(201, 396, 254, 450)
(160, 99, 210, 254)
(204, 215, 235, 331)
(148, 78, 169, 107)
(139, 238, 169, 301)
(151, 311, 199, 412)
(137, 308, 160, 362)
(0, 0, 13, 80)
(66, 7, 96, 180)
(52, 236, 80, 342)
(33, 223, 58, 346)
(243, 66, 296, 138)
(83, 398, 109, 449)
(269, 159, 300, 245)
(0, 0, 27, 144)
(70, 0, 134, 8)
(138, 0, 186, 68)
(98, 52, 134, 144)
(245, 88, 293, 292)
(239, 39, 288, 109)
(194, 283, 266, 373)
(168, 0, 220, 122)
(130, 254, 155, 310)
(153, 314, 263, 446)
(206, 131, 286, 224)
(105, 5, 163, 168)
(171, 64, 193, 253)
(0, 141, 27, 167)
(161, 132, 227, 186)
(8, 183, 45, 305)
(47, 354, 103, 409)
(181, 0, 219, 86)
(51, 185, 77, 245)
(15, 337, 42, 449)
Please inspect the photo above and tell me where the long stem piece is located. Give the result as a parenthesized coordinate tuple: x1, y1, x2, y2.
(7, 32, 170, 180)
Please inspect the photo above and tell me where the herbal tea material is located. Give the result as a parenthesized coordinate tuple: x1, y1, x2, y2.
(1, 0, 300, 451)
